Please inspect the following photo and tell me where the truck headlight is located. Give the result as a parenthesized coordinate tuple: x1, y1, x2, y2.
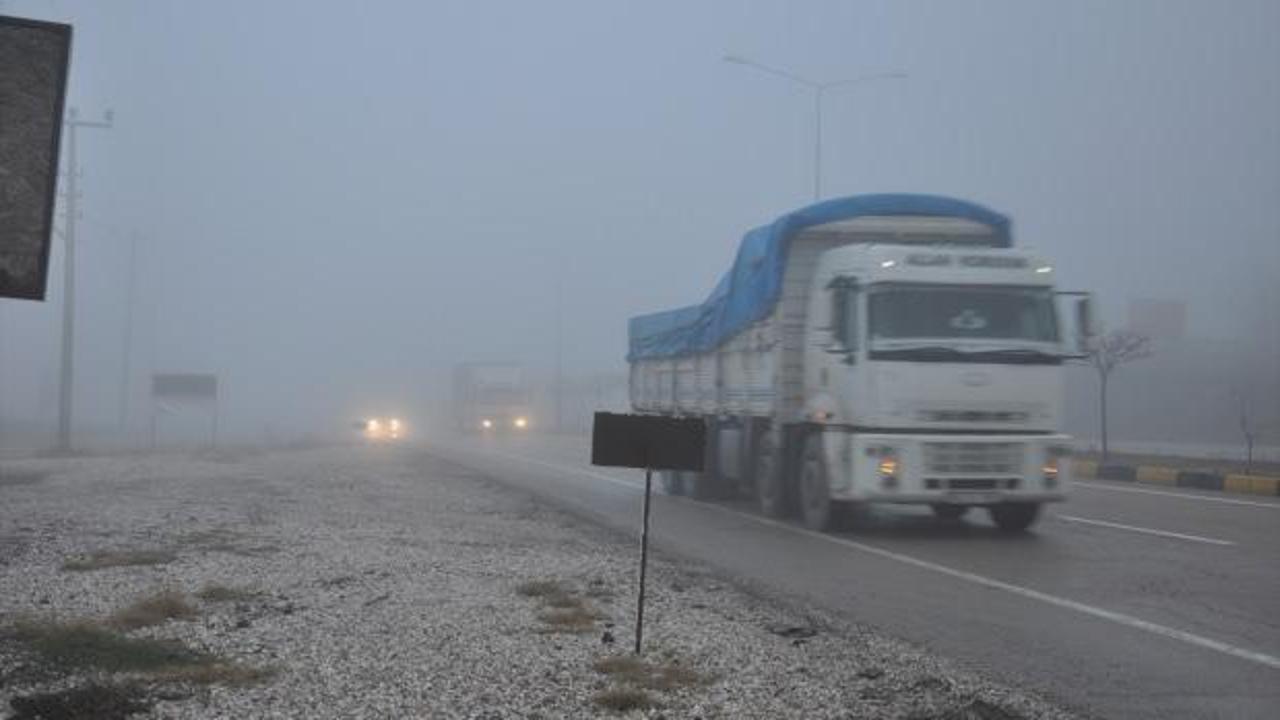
(878, 457, 898, 477)
(514, 417, 528, 429)
(1043, 446, 1069, 487)
(1042, 459, 1059, 487)
(481, 419, 493, 429)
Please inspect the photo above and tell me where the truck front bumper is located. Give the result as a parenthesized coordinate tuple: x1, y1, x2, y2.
(827, 432, 1071, 504)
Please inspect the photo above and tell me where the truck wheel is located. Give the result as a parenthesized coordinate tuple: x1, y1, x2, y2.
(931, 504, 969, 522)
(755, 432, 790, 517)
(659, 470, 684, 496)
(799, 435, 836, 531)
(989, 502, 1041, 533)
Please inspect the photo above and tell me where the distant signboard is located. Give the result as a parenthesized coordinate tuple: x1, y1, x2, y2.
(1128, 298, 1187, 342)
(0, 15, 72, 301)
(591, 412, 706, 471)
(152, 373, 218, 400)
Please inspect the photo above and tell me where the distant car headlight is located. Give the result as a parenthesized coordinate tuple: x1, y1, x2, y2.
(367, 419, 381, 431)
(390, 418, 401, 430)
(481, 419, 493, 429)
(514, 417, 528, 429)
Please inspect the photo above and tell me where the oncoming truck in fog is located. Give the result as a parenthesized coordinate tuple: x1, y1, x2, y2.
(453, 363, 533, 433)
(628, 194, 1094, 532)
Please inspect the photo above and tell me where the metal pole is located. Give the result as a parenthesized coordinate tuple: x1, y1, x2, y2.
(813, 86, 824, 202)
(119, 235, 138, 442)
(555, 276, 564, 433)
(634, 467, 653, 654)
(55, 107, 113, 453)
(55, 116, 78, 452)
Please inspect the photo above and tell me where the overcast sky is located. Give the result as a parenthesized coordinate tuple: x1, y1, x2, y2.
(1, 0, 1277, 437)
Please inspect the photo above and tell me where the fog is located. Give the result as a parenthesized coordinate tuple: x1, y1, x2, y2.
(1, 0, 1277, 451)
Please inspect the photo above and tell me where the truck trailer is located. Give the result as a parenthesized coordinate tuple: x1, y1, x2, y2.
(628, 194, 1094, 532)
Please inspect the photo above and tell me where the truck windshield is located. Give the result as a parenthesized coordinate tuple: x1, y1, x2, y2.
(868, 285, 1059, 344)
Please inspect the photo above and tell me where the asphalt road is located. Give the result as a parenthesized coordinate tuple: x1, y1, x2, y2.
(423, 432, 1280, 720)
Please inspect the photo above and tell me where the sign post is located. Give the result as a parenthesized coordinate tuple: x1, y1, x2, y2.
(591, 412, 705, 655)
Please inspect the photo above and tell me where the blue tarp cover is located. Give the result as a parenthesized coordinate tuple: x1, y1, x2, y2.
(628, 193, 1011, 361)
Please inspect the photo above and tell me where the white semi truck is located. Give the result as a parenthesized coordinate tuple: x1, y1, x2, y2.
(628, 194, 1094, 532)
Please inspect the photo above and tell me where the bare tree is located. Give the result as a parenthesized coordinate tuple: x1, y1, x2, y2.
(1232, 387, 1257, 473)
(1087, 330, 1152, 462)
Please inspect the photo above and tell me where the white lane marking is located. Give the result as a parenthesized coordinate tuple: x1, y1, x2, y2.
(1054, 514, 1235, 546)
(448, 445, 1280, 671)
(1073, 480, 1280, 509)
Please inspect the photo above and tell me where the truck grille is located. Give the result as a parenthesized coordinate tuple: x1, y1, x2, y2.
(923, 442, 1022, 475)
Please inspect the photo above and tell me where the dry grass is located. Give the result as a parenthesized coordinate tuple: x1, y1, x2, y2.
(515, 579, 569, 598)
(62, 549, 176, 572)
(12, 620, 208, 672)
(593, 654, 706, 691)
(195, 584, 259, 602)
(109, 591, 198, 630)
(11, 619, 271, 686)
(518, 578, 604, 633)
(537, 606, 601, 633)
(178, 529, 277, 557)
(592, 686, 655, 712)
(149, 662, 275, 686)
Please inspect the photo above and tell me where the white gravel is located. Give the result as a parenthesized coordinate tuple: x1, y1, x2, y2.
(0, 446, 1078, 719)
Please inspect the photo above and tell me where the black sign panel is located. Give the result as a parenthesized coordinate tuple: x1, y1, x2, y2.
(591, 413, 705, 471)
(152, 374, 218, 399)
(0, 16, 72, 301)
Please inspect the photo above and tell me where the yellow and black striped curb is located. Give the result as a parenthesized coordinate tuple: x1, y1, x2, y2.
(1073, 459, 1280, 497)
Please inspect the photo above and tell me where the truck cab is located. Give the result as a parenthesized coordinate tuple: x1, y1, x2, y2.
(799, 240, 1082, 530)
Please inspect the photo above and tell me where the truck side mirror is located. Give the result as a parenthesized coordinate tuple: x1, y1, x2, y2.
(1075, 294, 1099, 349)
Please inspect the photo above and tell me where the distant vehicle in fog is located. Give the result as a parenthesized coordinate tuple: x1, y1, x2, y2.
(356, 417, 404, 442)
(629, 194, 1096, 532)
(453, 363, 533, 433)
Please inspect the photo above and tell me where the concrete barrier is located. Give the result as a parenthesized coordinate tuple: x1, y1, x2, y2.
(1176, 470, 1224, 491)
(1098, 464, 1137, 482)
(1135, 466, 1178, 486)
(1071, 458, 1278, 498)
(1225, 474, 1280, 497)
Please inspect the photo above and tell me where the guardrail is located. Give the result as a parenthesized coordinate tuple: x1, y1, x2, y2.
(1073, 459, 1280, 497)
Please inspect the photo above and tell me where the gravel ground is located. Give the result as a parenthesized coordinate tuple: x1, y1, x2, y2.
(0, 446, 1078, 719)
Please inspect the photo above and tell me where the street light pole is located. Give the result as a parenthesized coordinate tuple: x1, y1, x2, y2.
(813, 85, 824, 202)
(724, 55, 905, 202)
(56, 106, 113, 453)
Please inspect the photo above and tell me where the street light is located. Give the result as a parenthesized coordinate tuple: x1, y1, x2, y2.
(56, 106, 114, 453)
(724, 55, 905, 201)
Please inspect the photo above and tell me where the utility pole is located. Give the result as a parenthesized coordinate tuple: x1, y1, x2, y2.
(55, 106, 114, 453)
(118, 234, 139, 443)
(555, 275, 564, 433)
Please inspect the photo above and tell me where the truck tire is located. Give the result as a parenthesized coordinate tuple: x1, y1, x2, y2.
(659, 470, 684, 496)
(931, 504, 970, 522)
(799, 435, 837, 531)
(754, 431, 791, 517)
(989, 502, 1041, 533)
